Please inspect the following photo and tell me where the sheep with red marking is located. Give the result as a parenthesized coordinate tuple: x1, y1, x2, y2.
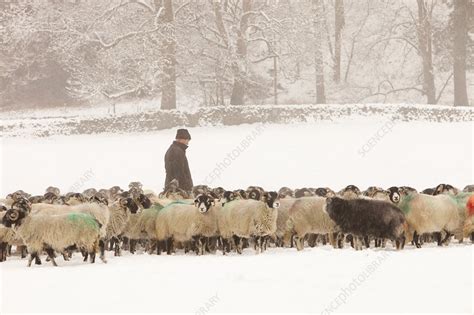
(325, 197, 407, 250)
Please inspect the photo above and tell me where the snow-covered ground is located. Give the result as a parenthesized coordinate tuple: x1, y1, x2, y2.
(0, 117, 473, 314)
(1, 244, 472, 314)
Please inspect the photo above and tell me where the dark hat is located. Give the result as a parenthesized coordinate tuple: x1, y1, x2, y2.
(176, 128, 191, 140)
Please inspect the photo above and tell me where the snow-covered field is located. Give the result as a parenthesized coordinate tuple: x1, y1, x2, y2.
(0, 117, 473, 314)
(1, 244, 472, 314)
(1, 117, 472, 195)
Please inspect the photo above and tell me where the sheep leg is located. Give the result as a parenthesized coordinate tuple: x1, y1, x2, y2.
(307, 234, 317, 248)
(0, 242, 6, 262)
(19, 246, 27, 259)
(295, 235, 304, 251)
(45, 248, 58, 267)
(113, 237, 121, 256)
(471, 232, 474, 243)
(108, 239, 115, 251)
(34, 254, 42, 265)
(99, 239, 108, 263)
(363, 236, 370, 248)
(233, 235, 242, 254)
(439, 230, 452, 246)
(321, 234, 327, 246)
(166, 238, 173, 255)
(130, 240, 136, 254)
(412, 231, 420, 248)
(27, 252, 37, 267)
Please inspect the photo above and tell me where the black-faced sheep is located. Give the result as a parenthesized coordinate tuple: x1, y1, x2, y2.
(388, 187, 460, 247)
(218, 192, 279, 254)
(463, 185, 474, 192)
(154, 194, 219, 255)
(337, 185, 361, 199)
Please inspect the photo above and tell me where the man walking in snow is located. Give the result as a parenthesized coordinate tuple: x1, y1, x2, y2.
(164, 129, 193, 193)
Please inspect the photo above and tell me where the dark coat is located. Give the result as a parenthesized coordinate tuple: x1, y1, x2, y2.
(164, 141, 193, 191)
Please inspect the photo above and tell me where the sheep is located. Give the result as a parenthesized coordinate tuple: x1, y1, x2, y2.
(432, 184, 459, 196)
(274, 197, 296, 247)
(218, 192, 280, 254)
(314, 187, 336, 197)
(102, 197, 139, 258)
(284, 196, 337, 251)
(421, 188, 435, 195)
(337, 185, 361, 199)
(120, 193, 152, 253)
(325, 197, 407, 250)
(2, 208, 103, 267)
(160, 179, 190, 199)
(126, 203, 165, 254)
(154, 195, 218, 255)
(65, 193, 87, 205)
(82, 188, 98, 199)
(30, 203, 109, 236)
(192, 185, 211, 197)
(432, 188, 474, 242)
(278, 187, 294, 198)
(463, 185, 474, 193)
(0, 211, 27, 262)
(388, 187, 461, 248)
(362, 187, 390, 201)
(294, 188, 315, 198)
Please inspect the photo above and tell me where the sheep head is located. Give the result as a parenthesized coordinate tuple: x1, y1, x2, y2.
(12, 197, 32, 213)
(263, 191, 280, 209)
(2, 208, 28, 227)
(120, 197, 139, 214)
(387, 187, 401, 204)
(433, 183, 459, 196)
(194, 194, 215, 213)
(221, 191, 237, 206)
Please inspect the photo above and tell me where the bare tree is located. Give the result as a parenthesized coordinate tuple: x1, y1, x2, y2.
(416, 0, 436, 104)
(452, 0, 469, 106)
(334, 0, 345, 83)
(160, 0, 177, 110)
(313, 0, 326, 104)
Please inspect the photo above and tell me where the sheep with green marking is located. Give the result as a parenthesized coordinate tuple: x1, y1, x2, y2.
(2, 208, 103, 267)
(432, 185, 474, 242)
(154, 195, 218, 255)
(388, 187, 461, 247)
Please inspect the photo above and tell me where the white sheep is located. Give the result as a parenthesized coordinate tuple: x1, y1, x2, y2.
(218, 192, 280, 254)
(2, 208, 103, 267)
(390, 188, 461, 247)
(0, 212, 26, 262)
(102, 197, 138, 258)
(274, 198, 296, 247)
(284, 196, 337, 251)
(154, 196, 218, 255)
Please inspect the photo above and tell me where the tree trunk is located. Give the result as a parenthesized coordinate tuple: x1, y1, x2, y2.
(453, 0, 469, 106)
(334, 0, 344, 83)
(230, 0, 251, 105)
(313, 0, 326, 104)
(160, 0, 176, 110)
(416, 0, 436, 104)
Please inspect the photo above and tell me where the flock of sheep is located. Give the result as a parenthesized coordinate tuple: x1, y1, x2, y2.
(1, 181, 473, 267)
